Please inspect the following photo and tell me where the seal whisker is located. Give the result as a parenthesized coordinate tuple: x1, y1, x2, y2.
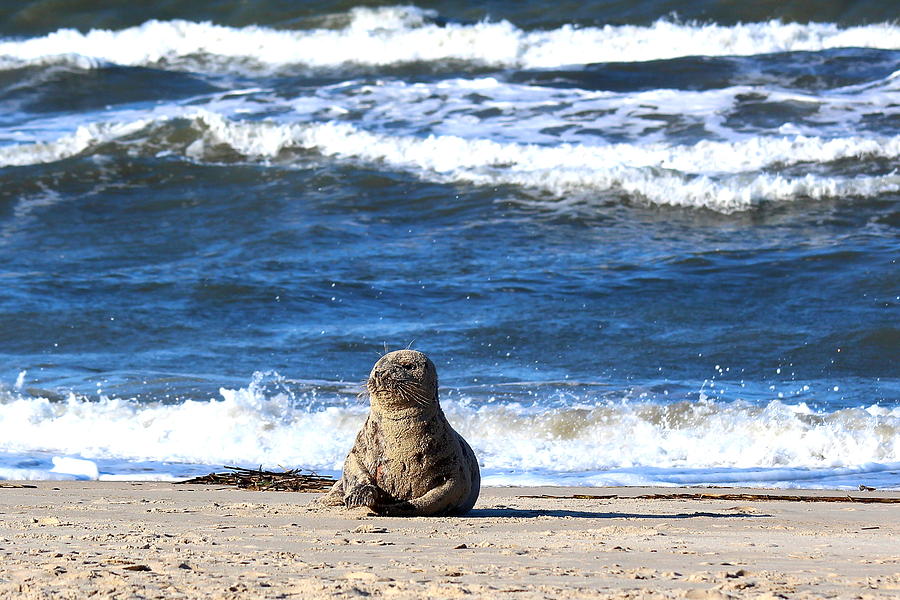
(406, 389, 433, 406)
(355, 379, 371, 400)
(398, 382, 433, 405)
(395, 382, 430, 406)
(398, 380, 431, 400)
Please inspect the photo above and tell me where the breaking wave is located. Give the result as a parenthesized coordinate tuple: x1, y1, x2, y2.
(1, 7, 900, 73)
(1, 372, 898, 488)
(3, 110, 899, 212)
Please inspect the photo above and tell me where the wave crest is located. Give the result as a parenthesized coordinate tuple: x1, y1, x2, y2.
(1, 374, 898, 486)
(1, 8, 900, 73)
(3, 110, 900, 212)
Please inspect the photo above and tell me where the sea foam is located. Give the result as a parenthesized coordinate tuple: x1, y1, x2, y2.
(3, 110, 899, 212)
(286, 75, 900, 145)
(1, 7, 900, 72)
(1, 374, 898, 487)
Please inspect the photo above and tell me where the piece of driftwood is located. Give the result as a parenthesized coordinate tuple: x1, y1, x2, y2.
(518, 492, 900, 504)
(177, 466, 336, 492)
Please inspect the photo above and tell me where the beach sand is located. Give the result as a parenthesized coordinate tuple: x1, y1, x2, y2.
(1, 482, 898, 599)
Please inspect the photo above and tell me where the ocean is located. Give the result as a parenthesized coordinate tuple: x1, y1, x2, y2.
(0, 1, 898, 489)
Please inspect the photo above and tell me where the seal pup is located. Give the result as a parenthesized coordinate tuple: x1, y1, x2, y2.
(320, 349, 480, 516)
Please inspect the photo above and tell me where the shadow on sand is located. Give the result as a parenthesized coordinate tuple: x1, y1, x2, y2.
(465, 508, 771, 519)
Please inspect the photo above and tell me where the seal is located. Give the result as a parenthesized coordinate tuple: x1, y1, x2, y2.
(319, 349, 480, 516)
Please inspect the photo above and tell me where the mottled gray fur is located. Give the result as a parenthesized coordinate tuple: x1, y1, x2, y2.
(320, 350, 480, 516)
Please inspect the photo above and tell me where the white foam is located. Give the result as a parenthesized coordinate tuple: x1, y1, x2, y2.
(0, 466, 82, 481)
(50, 456, 99, 480)
(0, 118, 154, 166)
(4, 109, 899, 212)
(1, 8, 899, 72)
(289, 76, 900, 146)
(520, 19, 900, 68)
(451, 399, 900, 475)
(1, 376, 898, 488)
(0, 53, 104, 71)
(169, 112, 900, 211)
(0, 374, 364, 473)
(457, 167, 900, 212)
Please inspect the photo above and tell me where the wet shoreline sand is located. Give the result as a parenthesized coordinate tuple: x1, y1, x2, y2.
(1, 482, 898, 599)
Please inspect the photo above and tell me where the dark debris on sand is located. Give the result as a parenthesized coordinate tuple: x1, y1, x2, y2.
(177, 466, 336, 492)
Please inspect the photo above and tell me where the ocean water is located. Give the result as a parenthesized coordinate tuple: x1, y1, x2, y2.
(0, 1, 898, 489)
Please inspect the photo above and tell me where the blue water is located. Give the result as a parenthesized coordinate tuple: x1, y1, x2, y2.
(0, 1, 897, 488)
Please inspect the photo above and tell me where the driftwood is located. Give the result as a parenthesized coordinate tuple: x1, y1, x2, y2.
(518, 492, 900, 504)
(177, 466, 336, 492)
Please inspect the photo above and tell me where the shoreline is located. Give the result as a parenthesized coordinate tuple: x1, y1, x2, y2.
(2, 482, 898, 599)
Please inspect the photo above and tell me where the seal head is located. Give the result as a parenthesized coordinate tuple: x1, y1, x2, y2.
(320, 350, 480, 516)
(367, 349, 438, 414)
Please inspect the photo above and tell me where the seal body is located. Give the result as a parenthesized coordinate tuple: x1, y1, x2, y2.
(320, 350, 480, 516)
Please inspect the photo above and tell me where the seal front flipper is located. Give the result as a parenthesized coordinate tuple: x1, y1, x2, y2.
(344, 483, 381, 509)
(337, 442, 384, 508)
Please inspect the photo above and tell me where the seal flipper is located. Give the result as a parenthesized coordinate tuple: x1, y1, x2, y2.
(338, 437, 383, 509)
(376, 477, 467, 516)
(373, 499, 418, 516)
(344, 483, 383, 509)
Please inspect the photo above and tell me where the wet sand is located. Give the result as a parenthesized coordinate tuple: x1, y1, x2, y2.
(1, 482, 898, 599)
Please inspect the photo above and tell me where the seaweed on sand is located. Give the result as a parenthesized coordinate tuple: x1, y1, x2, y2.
(177, 466, 336, 492)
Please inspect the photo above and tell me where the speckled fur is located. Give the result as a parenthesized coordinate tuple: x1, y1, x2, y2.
(319, 350, 480, 516)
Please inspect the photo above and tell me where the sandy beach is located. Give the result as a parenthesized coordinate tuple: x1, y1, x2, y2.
(0, 483, 897, 599)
